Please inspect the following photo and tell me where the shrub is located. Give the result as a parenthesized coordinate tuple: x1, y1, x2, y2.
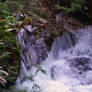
(0, 67, 9, 86)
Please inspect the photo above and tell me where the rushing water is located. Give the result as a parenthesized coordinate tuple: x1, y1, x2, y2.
(16, 26, 92, 92)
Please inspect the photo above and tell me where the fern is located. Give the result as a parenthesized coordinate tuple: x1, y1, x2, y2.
(0, 67, 9, 86)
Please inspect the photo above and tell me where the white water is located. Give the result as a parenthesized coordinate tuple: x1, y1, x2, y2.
(16, 26, 92, 92)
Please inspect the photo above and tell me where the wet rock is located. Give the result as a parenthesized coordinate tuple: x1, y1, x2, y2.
(17, 20, 78, 72)
(69, 57, 92, 74)
(24, 25, 37, 32)
(17, 26, 49, 69)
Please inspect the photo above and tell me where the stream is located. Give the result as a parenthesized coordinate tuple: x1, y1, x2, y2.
(16, 26, 92, 92)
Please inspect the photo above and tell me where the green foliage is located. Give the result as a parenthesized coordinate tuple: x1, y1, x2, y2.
(0, 68, 9, 86)
(0, 1, 20, 86)
(6, 1, 21, 13)
(54, 0, 88, 13)
(0, 1, 18, 39)
(0, 2, 10, 18)
(0, 1, 18, 54)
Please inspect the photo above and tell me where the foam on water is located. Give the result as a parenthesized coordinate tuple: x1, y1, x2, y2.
(16, 26, 92, 92)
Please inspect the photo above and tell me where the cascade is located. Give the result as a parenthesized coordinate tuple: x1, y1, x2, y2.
(17, 26, 92, 92)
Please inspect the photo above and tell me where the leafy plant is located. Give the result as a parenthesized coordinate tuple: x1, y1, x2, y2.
(54, 0, 88, 13)
(0, 1, 19, 55)
(0, 67, 9, 86)
(0, 1, 20, 86)
(0, 2, 10, 18)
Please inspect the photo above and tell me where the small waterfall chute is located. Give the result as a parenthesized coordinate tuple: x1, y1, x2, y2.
(16, 26, 92, 92)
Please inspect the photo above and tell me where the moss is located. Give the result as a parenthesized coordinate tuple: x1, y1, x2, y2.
(35, 30, 41, 39)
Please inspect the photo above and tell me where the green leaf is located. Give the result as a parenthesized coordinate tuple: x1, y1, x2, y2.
(84, 7, 88, 10)
(5, 28, 13, 32)
(54, 4, 62, 10)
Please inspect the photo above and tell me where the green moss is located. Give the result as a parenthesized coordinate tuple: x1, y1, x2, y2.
(35, 30, 41, 39)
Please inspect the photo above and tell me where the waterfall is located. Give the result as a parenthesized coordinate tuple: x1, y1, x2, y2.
(16, 26, 92, 92)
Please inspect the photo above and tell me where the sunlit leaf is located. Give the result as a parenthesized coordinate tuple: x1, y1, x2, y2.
(5, 28, 13, 32)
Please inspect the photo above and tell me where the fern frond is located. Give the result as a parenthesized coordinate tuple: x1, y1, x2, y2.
(0, 76, 7, 86)
(0, 68, 9, 86)
(0, 70, 9, 76)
